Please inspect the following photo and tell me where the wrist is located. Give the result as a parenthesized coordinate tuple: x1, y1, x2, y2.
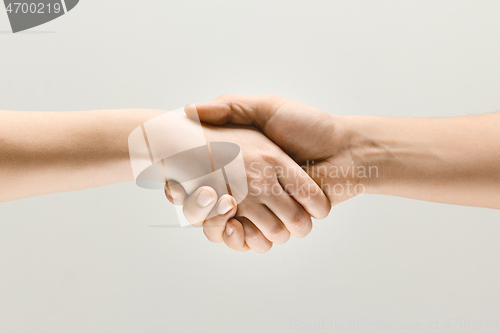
(334, 115, 392, 195)
(336, 113, 500, 208)
(90, 108, 167, 181)
(339, 115, 453, 198)
(103, 108, 166, 153)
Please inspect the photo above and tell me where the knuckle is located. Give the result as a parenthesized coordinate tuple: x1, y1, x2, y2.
(266, 224, 288, 242)
(232, 245, 250, 252)
(263, 93, 278, 101)
(262, 93, 286, 109)
(203, 227, 223, 243)
(260, 154, 280, 169)
(254, 244, 272, 254)
(216, 94, 230, 100)
(246, 173, 273, 194)
(294, 183, 316, 202)
(244, 228, 261, 245)
(182, 206, 203, 227)
(288, 209, 311, 232)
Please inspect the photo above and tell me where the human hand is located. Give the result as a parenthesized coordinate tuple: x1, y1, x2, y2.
(184, 94, 500, 211)
(167, 94, 376, 252)
(165, 120, 330, 253)
(177, 94, 371, 209)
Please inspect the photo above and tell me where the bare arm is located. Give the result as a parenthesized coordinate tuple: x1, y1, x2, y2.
(346, 113, 500, 209)
(0, 109, 165, 202)
(0, 106, 327, 253)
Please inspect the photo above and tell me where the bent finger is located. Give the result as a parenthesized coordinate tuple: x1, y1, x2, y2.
(237, 217, 273, 253)
(222, 218, 250, 252)
(182, 186, 218, 227)
(237, 203, 290, 245)
(260, 178, 313, 239)
(277, 157, 331, 219)
(203, 195, 237, 243)
(164, 180, 187, 206)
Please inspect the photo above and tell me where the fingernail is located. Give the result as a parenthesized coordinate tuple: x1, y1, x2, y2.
(184, 104, 197, 119)
(197, 189, 214, 207)
(217, 198, 233, 215)
(225, 225, 234, 236)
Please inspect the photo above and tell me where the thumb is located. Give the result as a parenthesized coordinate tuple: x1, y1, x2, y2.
(184, 94, 280, 127)
(184, 101, 253, 126)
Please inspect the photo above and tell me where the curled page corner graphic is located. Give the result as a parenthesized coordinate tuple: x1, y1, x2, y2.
(128, 107, 248, 227)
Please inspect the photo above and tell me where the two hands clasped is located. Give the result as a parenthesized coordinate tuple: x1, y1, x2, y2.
(165, 94, 372, 253)
(164, 94, 500, 253)
(1, 94, 498, 250)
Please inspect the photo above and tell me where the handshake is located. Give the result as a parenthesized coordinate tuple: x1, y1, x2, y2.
(155, 94, 377, 253)
(149, 94, 500, 253)
(2, 94, 497, 244)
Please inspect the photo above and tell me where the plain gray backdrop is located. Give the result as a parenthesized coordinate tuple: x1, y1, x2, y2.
(1, 1, 499, 332)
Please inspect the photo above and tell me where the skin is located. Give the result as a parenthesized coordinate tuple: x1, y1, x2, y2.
(0, 108, 329, 253)
(183, 122, 331, 252)
(169, 94, 500, 251)
(0, 109, 163, 201)
(3, 96, 499, 253)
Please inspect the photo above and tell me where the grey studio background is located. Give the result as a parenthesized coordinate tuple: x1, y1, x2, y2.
(1, 1, 500, 332)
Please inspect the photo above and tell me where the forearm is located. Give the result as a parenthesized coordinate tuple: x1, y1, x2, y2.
(344, 113, 500, 209)
(0, 109, 165, 202)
